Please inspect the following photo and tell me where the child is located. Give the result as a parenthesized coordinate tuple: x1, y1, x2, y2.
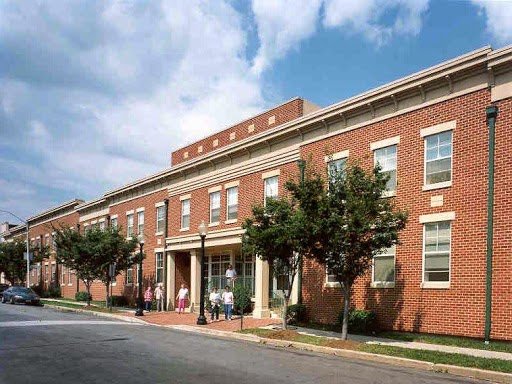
(209, 287, 221, 322)
(221, 285, 234, 320)
(176, 283, 189, 314)
(144, 286, 153, 312)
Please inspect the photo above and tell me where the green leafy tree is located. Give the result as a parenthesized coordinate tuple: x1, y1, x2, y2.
(0, 240, 49, 285)
(243, 198, 308, 330)
(291, 161, 407, 340)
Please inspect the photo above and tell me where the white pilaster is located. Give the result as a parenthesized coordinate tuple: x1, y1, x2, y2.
(253, 257, 270, 318)
(166, 251, 176, 310)
(189, 249, 201, 313)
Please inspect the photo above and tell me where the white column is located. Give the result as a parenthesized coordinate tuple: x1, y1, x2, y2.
(166, 251, 175, 311)
(253, 257, 270, 318)
(189, 249, 201, 313)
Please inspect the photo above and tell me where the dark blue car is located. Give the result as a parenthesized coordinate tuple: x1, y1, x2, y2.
(1, 286, 41, 305)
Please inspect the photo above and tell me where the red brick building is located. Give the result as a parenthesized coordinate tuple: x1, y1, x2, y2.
(2, 45, 511, 340)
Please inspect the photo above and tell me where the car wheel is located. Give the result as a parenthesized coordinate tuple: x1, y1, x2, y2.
(10, 297, 15, 305)
(1, 296, 5, 304)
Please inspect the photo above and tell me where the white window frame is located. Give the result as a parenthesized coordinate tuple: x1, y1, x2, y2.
(325, 266, 341, 288)
(126, 267, 134, 285)
(209, 191, 221, 225)
(421, 121, 454, 191)
(181, 199, 190, 230)
(155, 252, 164, 284)
(68, 269, 73, 286)
(226, 186, 238, 223)
(137, 210, 144, 236)
(156, 205, 165, 235)
(60, 266, 65, 286)
(421, 218, 452, 289)
(263, 176, 279, 206)
(371, 246, 396, 288)
(373, 144, 398, 197)
(110, 215, 118, 229)
(126, 213, 134, 238)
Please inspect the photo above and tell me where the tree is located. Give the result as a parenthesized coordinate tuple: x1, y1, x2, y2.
(0, 240, 49, 285)
(243, 198, 306, 330)
(54, 226, 138, 306)
(291, 161, 407, 340)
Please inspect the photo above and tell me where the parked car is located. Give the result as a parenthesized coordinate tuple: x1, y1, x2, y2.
(1, 286, 41, 305)
(0, 284, 9, 299)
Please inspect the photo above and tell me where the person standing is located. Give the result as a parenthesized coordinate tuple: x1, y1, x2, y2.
(222, 285, 234, 321)
(176, 283, 189, 314)
(225, 264, 237, 287)
(144, 286, 153, 312)
(155, 283, 165, 312)
(209, 287, 221, 322)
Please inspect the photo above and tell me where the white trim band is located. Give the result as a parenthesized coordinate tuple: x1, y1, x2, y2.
(420, 120, 456, 138)
(224, 180, 240, 189)
(180, 194, 191, 201)
(155, 202, 165, 208)
(324, 150, 349, 163)
(370, 136, 400, 151)
(136, 207, 145, 213)
(419, 211, 455, 223)
(262, 169, 280, 179)
(208, 186, 222, 193)
(126, 210, 134, 215)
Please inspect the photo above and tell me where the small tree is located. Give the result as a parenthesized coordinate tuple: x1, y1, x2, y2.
(295, 162, 407, 340)
(243, 198, 307, 330)
(0, 240, 26, 284)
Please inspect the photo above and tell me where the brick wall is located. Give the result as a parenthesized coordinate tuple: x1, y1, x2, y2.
(300, 89, 503, 339)
(170, 98, 304, 166)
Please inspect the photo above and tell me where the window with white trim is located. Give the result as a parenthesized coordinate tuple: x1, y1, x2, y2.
(423, 221, 451, 282)
(137, 211, 144, 236)
(327, 157, 347, 183)
(209, 191, 221, 224)
(372, 246, 396, 285)
(156, 206, 165, 233)
(111, 217, 118, 229)
(204, 254, 231, 291)
(181, 199, 190, 229)
(264, 176, 278, 206)
(127, 214, 134, 237)
(374, 145, 397, 192)
(226, 187, 238, 221)
(99, 221, 105, 231)
(156, 252, 164, 284)
(235, 254, 255, 295)
(326, 266, 338, 284)
(61, 266, 65, 285)
(68, 268, 72, 285)
(126, 267, 133, 285)
(425, 131, 452, 186)
(51, 263, 56, 282)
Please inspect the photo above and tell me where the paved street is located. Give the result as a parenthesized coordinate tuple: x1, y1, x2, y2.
(0, 304, 487, 384)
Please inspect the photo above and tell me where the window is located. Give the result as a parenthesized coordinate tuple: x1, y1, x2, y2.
(374, 145, 397, 192)
(235, 254, 255, 295)
(127, 214, 134, 237)
(205, 254, 231, 291)
(425, 131, 452, 186)
(226, 187, 238, 221)
(328, 158, 347, 183)
(99, 221, 105, 231)
(137, 211, 144, 235)
(68, 268, 72, 285)
(209, 191, 221, 224)
(111, 217, 118, 229)
(51, 263, 56, 282)
(61, 266, 65, 285)
(45, 235, 50, 247)
(326, 266, 338, 284)
(156, 206, 165, 233)
(372, 246, 396, 286)
(181, 199, 190, 229)
(126, 267, 133, 285)
(156, 253, 164, 284)
(264, 176, 279, 205)
(52, 233, 56, 250)
(423, 221, 451, 283)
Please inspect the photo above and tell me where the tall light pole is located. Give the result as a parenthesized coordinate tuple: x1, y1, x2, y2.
(0, 209, 30, 288)
(135, 234, 145, 316)
(296, 159, 306, 305)
(197, 221, 208, 325)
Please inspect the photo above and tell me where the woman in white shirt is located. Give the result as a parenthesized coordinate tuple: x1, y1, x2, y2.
(221, 285, 234, 320)
(176, 283, 189, 314)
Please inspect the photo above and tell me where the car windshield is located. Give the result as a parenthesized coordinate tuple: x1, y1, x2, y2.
(12, 287, 33, 294)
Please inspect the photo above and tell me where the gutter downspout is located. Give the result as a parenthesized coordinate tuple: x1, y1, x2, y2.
(76, 223, 80, 294)
(485, 105, 498, 344)
(296, 159, 306, 305)
(163, 198, 169, 311)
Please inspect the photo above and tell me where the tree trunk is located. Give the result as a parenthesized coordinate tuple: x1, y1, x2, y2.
(282, 295, 289, 330)
(85, 283, 92, 307)
(341, 284, 350, 340)
(105, 278, 110, 309)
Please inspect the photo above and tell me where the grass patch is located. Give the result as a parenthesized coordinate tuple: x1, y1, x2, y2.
(379, 331, 512, 354)
(361, 344, 512, 373)
(41, 299, 119, 313)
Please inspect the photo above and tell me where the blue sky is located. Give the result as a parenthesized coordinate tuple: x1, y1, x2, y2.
(0, 0, 511, 221)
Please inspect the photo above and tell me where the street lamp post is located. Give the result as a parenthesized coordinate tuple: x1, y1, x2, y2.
(0, 209, 30, 288)
(135, 234, 145, 317)
(197, 221, 208, 325)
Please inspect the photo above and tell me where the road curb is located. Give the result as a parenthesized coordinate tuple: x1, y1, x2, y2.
(42, 304, 148, 324)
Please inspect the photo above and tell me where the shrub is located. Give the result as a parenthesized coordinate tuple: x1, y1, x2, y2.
(47, 285, 61, 298)
(287, 304, 307, 325)
(75, 291, 92, 302)
(31, 284, 44, 296)
(338, 309, 377, 335)
(110, 295, 128, 307)
(233, 283, 252, 315)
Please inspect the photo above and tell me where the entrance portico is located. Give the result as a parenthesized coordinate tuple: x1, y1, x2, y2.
(165, 228, 272, 318)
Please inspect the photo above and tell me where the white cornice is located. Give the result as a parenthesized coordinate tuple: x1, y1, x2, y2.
(27, 199, 83, 224)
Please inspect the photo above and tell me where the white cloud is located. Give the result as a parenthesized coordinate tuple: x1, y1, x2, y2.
(471, 0, 512, 45)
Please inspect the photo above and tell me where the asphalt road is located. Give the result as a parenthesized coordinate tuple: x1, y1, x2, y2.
(0, 304, 487, 384)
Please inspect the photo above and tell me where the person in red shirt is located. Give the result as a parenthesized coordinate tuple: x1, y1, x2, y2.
(144, 286, 153, 312)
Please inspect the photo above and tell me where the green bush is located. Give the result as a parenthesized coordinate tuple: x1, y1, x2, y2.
(287, 304, 307, 325)
(110, 295, 128, 307)
(75, 291, 92, 302)
(47, 285, 61, 298)
(338, 309, 377, 335)
(233, 283, 252, 315)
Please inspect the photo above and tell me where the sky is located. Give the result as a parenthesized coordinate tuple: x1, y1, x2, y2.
(1, 0, 511, 221)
